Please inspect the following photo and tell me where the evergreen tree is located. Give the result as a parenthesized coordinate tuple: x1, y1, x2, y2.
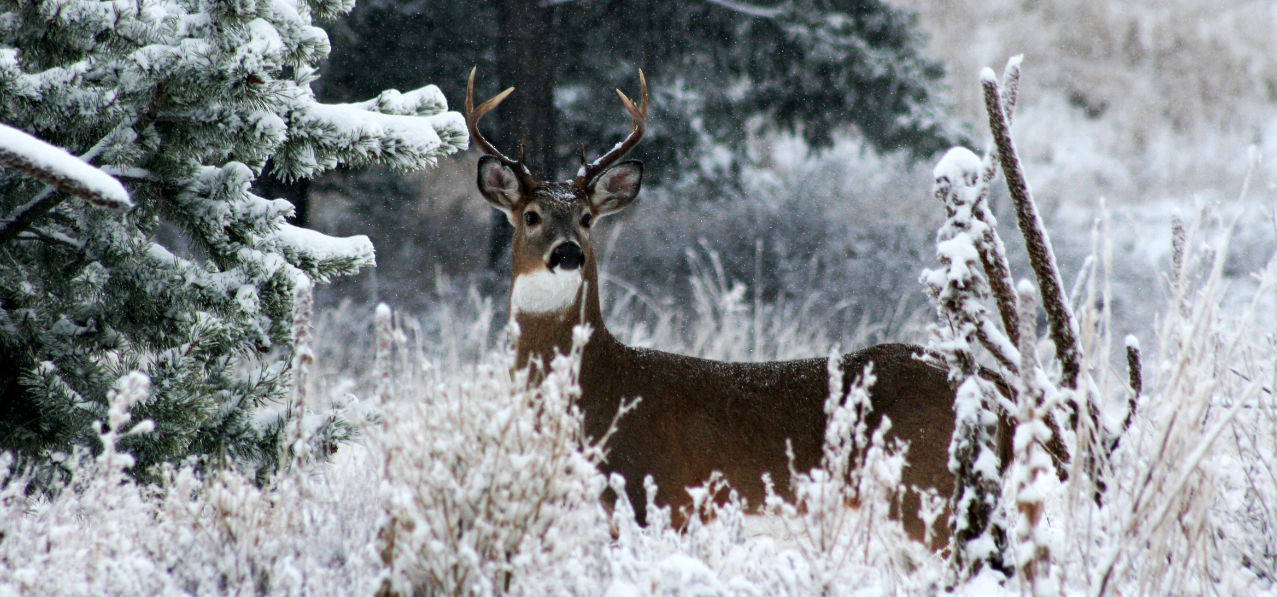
(0, 0, 466, 483)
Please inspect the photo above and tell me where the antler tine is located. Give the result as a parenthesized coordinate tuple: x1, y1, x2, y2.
(465, 68, 514, 161)
(466, 67, 538, 188)
(574, 69, 649, 189)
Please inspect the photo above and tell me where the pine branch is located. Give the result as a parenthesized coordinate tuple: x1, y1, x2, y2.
(0, 123, 134, 246)
(15, 226, 84, 249)
(0, 188, 67, 247)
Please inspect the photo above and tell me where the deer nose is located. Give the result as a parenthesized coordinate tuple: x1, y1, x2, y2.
(548, 242, 584, 271)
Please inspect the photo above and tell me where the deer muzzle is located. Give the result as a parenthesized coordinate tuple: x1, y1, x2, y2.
(548, 242, 584, 271)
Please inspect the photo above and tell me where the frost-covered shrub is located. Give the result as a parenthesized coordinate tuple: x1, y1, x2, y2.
(0, 0, 465, 480)
(1048, 215, 1277, 596)
(762, 354, 940, 595)
(8, 51, 1277, 597)
(4, 213, 1276, 596)
(368, 313, 613, 597)
(589, 353, 940, 597)
(918, 59, 1277, 596)
(0, 366, 382, 596)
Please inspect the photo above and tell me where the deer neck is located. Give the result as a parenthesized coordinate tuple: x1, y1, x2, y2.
(511, 259, 616, 374)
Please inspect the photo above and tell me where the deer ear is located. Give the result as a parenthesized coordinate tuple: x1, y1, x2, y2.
(477, 156, 524, 214)
(588, 160, 642, 217)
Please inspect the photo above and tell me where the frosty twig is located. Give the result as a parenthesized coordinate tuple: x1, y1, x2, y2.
(1009, 281, 1060, 595)
(971, 56, 1025, 352)
(981, 70, 1083, 393)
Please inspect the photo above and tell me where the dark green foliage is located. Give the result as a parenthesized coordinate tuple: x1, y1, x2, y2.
(0, 0, 463, 486)
(323, 0, 963, 183)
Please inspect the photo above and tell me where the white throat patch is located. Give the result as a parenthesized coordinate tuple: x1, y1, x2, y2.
(511, 269, 583, 315)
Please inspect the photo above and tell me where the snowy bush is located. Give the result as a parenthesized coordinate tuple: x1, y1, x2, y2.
(1051, 210, 1277, 596)
(0, 0, 465, 481)
(761, 355, 940, 594)
(916, 58, 1277, 595)
(369, 313, 614, 597)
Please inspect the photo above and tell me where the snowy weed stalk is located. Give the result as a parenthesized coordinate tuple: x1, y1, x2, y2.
(923, 142, 1012, 578)
(283, 275, 315, 475)
(1008, 282, 1060, 596)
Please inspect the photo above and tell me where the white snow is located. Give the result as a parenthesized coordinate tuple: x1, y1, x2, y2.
(0, 123, 132, 211)
(306, 103, 444, 151)
(510, 268, 584, 315)
(349, 85, 449, 117)
(274, 223, 375, 275)
(291, 100, 467, 173)
(933, 146, 982, 188)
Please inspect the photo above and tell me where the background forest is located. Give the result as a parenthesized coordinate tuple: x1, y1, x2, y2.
(304, 0, 1277, 351)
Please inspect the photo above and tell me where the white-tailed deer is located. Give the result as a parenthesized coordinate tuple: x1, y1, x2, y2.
(466, 69, 1024, 550)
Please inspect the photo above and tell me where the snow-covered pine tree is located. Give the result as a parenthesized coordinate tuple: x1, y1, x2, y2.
(0, 0, 466, 485)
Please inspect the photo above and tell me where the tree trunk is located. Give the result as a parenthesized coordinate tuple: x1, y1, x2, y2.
(486, 0, 559, 278)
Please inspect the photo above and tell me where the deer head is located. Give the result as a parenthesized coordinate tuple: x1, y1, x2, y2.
(468, 68, 647, 318)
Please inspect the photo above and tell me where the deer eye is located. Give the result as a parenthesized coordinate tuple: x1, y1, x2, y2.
(524, 211, 540, 227)
(580, 213, 592, 228)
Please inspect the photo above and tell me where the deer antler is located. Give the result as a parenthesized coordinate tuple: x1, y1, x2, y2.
(573, 70, 648, 190)
(466, 67, 539, 189)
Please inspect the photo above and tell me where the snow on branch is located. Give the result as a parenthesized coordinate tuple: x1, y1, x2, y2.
(702, 0, 789, 19)
(345, 85, 452, 117)
(0, 123, 132, 211)
(275, 85, 467, 180)
(927, 146, 1022, 374)
(274, 223, 375, 283)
